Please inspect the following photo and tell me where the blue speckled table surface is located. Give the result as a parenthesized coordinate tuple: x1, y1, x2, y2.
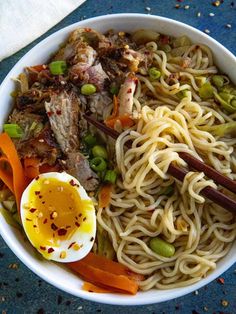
(0, 1, 236, 313)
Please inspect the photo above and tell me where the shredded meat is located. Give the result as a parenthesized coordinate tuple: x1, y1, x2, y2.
(13, 124, 60, 164)
(45, 89, 99, 190)
(45, 90, 80, 153)
(9, 109, 43, 141)
(66, 152, 99, 191)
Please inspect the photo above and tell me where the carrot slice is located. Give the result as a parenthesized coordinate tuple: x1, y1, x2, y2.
(0, 133, 28, 211)
(98, 184, 112, 209)
(105, 114, 134, 129)
(0, 157, 14, 193)
(82, 282, 112, 293)
(68, 260, 139, 295)
(111, 95, 119, 118)
(24, 158, 61, 179)
(29, 64, 46, 72)
(24, 157, 40, 179)
(81, 253, 144, 281)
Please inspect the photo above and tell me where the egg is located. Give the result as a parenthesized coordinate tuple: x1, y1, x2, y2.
(20, 172, 96, 262)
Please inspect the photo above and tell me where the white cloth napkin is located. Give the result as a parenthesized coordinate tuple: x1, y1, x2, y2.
(0, 0, 86, 61)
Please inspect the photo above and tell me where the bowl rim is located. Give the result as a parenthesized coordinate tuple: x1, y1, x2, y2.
(0, 13, 236, 306)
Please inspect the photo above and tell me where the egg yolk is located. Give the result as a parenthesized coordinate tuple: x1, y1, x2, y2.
(23, 177, 94, 254)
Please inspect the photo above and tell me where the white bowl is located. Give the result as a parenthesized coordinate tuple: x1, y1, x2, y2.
(0, 13, 236, 306)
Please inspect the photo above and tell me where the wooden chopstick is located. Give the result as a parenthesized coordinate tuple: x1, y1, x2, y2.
(84, 115, 236, 214)
(168, 164, 236, 214)
(179, 152, 236, 194)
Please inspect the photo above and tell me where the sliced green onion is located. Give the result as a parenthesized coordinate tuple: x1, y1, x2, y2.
(90, 157, 107, 172)
(81, 84, 97, 95)
(149, 237, 175, 257)
(212, 75, 224, 88)
(84, 133, 97, 147)
(92, 145, 108, 160)
(110, 83, 119, 95)
(3, 124, 23, 138)
(176, 90, 188, 100)
(104, 170, 117, 184)
(199, 82, 214, 99)
(49, 61, 67, 75)
(148, 67, 161, 80)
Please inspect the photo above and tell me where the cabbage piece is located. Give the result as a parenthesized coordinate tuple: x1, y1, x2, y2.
(132, 29, 160, 45)
(214, 92, 236, 113)
(198, 122, 236, 137)
(97, 224, 115, 259)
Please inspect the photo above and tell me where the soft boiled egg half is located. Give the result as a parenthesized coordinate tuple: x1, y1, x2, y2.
(20, 172, 96, 262)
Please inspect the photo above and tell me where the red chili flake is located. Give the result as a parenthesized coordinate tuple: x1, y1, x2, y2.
(84, 27, 92, 32)
(160, 35, 170, 44)
(43, 218, 48, 224)
(35, 191, 40, 195)
(30, 208, 37, 213)
(66, 225, 71, 229)
(69, 179, 76, 186)
(75, 222, 80, 227)
(40, 246, 46, 251)
(78, 213, 82, 217)
(33, 225, 37, 228)
(68, 242, 76, 249)
(47, 111, 53, 117)
(177, 0, 183, 2)
(127, 88, 132, 94)
(217, 277, 225, 285)
(39, 195, 43, 199)
(58, 228, 67, 236)
(26, 218, 32, 222)
(75, 216, 78, 220)
(42, 201, 45, 204)
(35, 176, 39, 181)
(83, 217, 87, 221)
(48, 247, 55, 254)
(90, 237, 94, 242)
(56, 110, 62, 115)
(50, 212, 55, 220)
(51, 223, 58, 231)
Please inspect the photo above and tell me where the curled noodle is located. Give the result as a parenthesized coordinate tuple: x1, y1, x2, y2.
(96, 40, 236, 290)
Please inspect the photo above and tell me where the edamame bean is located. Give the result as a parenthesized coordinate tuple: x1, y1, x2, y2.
(149, 237, 175, 257)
